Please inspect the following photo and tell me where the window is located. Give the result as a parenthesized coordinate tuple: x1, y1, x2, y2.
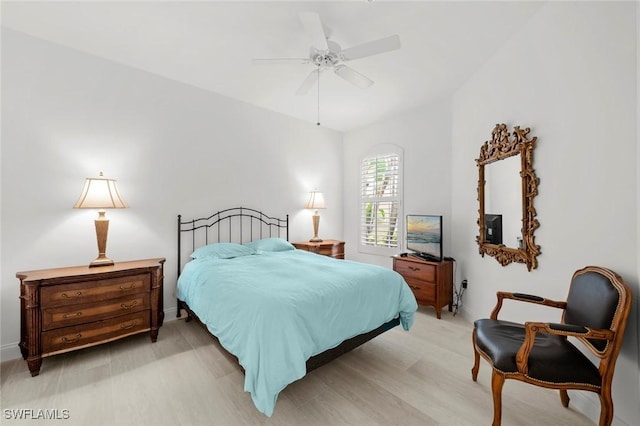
(359, 145, 402, 255)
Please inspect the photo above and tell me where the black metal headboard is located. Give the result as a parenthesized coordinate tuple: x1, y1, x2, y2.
(177, 207, 289, 276)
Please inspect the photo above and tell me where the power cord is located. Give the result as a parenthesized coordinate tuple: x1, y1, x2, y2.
(453, 282, 466, 316)
(441, 257, 467, 316)
(449, 258, 466, 316)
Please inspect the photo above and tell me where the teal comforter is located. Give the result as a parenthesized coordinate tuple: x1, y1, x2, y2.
(177, 249, 418, 416)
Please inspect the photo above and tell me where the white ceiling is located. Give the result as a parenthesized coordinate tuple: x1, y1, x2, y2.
(2, 1, 545, 132)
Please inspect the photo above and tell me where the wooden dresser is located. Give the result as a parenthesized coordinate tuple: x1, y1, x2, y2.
(392, 255, 453, 319)
(17, 258, 165, 376)
(292, 240, 345, 259)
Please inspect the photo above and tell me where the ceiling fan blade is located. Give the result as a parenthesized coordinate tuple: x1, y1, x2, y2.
(252, 58, 310, 65)
(296, 68, 323, 95)
(334, 65, 373, 89)
(299, 12, 329, 51)
(341, 34, 401, 61)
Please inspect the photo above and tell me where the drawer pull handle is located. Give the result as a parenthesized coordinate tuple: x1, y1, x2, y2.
(409, 285, 421, 291)
(120, 320, 138, 330)
(62, 311, 82, 319)
(61, 333, 82, 344)
(409, 266, 420, 271)
(119, 283, 136, 291)
(61, 291, 82, 299)
(120, 301, 138, 310)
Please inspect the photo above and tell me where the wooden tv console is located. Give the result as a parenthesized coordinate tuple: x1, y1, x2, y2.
(392, 255, 453, 319)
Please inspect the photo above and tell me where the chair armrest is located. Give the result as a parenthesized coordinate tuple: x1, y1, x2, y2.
(490, 292, 567, 319)
(542, 322, 614, 340)
(515, 321, 615, 374)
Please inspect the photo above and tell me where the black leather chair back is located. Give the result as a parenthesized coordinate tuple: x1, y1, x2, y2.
(564, 269, 620, 352)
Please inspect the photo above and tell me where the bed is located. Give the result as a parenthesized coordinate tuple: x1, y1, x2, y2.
(176, 207, 418, 416)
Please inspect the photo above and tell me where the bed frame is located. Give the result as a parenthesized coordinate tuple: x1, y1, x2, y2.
(176, 207, 400, 374)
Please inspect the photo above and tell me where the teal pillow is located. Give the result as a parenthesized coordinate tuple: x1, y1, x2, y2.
(190, 242, 256, 259)
(244, 238, 295, 254)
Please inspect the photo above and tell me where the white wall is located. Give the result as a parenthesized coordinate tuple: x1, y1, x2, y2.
(343, 99, 452, 268)
(450, 2, 639, 425)
(1, 29, 343, 359)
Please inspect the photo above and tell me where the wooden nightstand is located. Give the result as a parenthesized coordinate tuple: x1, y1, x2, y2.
(393, 255, 453, 319)
(17, 258, 165, 376)
(292, 240, 345, 259)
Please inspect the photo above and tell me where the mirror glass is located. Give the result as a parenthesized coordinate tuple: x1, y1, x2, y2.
(484, 156, 521, 247)
(476, 124, 540, 270)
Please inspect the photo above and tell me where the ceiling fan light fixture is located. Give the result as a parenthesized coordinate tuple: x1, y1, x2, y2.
(254, 12, 400, 94)
(311, 52, 339, 67)
(252, 12, 401, 123)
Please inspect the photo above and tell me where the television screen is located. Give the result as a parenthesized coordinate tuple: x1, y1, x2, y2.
(485, 214, 503, 245)
(406, 215, 443, 262)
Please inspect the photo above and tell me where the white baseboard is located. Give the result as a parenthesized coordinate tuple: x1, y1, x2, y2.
(569, 391, 600, 424)
(1, 308, 179, 363)
(569, 391, 629, 426)
(1, 343, 22, 362)
(163, 307, 178, 321)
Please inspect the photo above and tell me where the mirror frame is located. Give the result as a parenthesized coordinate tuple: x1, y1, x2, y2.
(476, 123, 540, 271)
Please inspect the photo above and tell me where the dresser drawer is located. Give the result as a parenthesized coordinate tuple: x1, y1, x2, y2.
(311, 246, 327, 255)
(41, 274, 150, 307)
(42, 311, 151, 355)
(292, 240, 345, 259)
(394, 259, 436, 282)
(42, 293, 150, 330)
(404, 277, 436, 302)
(313, 245, 342, 257)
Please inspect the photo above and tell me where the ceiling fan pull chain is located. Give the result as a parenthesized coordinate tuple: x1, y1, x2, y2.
(317, 66, 321, 126)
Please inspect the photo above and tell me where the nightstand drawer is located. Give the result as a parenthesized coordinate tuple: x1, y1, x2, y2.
(42, 311, 150, 355)
(313, 245, 340, 257)
(42, 293, 150, 330)
(394, 260, 436, 282)
(404, 277, 436, 301)
(292, 240, 345, 259)
(41, 274, 150, 307)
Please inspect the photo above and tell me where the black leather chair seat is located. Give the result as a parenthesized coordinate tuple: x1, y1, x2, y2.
(474, 319, 601, 387)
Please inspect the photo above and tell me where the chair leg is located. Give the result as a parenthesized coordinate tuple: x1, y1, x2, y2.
(491, 370, 505, 426)
(598, 389, 614, 426)
(471, 348, 480, 381)
(559, 389, 570, 407)
(471, 330, 480, 381)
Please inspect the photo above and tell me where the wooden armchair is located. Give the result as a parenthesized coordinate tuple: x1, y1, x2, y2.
(471, 266, 632, 426)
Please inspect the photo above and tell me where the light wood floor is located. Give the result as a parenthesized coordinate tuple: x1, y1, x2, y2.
(1, 307, 593, 425)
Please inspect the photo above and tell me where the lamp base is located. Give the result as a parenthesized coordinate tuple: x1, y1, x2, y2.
(89, 255, 114, 267)
(90, 212, 114, 267)
(309, 212, 323, 243)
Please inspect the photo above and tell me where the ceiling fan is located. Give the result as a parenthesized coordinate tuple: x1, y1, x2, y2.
(253, 12, 401, 95)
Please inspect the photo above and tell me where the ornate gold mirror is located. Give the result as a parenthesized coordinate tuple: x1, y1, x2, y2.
(476, 123, 540, 270)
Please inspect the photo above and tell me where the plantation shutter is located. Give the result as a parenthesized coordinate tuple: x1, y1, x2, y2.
(360, 152, 400, 250)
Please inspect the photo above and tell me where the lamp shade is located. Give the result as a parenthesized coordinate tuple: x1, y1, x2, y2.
(73, 172, 128, 209)
(304, 190, 326, 210)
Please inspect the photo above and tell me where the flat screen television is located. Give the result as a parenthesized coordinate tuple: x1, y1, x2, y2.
(406, 214, 443, 262)
(485, 214, 503, 245)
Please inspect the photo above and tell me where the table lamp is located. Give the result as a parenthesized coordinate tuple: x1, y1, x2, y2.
(73, 172, 128, 267)
(304, 190, 326, 242)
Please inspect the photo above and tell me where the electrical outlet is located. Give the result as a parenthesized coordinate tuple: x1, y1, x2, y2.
(462, 279, 468, 289)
